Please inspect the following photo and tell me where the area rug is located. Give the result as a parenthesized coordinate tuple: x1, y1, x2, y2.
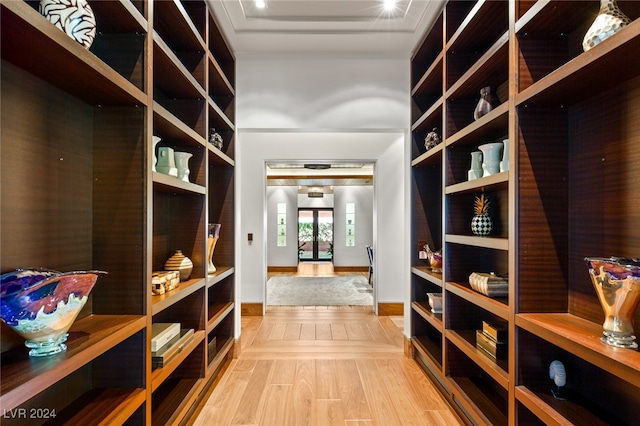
(267, 275, 373, 306)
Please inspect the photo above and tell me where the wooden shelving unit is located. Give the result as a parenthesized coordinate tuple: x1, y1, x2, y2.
(411, 1, 640, 424)
(1, 0, 235, 424)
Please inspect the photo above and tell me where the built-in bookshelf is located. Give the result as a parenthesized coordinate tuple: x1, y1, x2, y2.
(411, 1, 640, 424)
(0, 1, 235, 423)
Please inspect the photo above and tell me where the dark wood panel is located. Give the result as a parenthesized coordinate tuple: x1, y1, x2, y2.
(208, 167, 235, 267)
(1, 62, 93, 273)
(517, 105, 569, 313)
(92, 106, 146, 315)
(567, 75, 640, 325)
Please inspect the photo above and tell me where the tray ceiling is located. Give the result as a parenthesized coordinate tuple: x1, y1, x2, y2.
(207, 0, 445, 53)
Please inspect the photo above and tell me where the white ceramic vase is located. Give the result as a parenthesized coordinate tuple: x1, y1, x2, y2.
(156, 147, 177, 177)
(174, 151, 193, 182)
(500, 139, 509, 172)
(583, 0, 630, 51)
(468, 151, 483, 180)
(152, 136, 161, 172)
(40, 0, 97, 49)
(478, 143, 503, 176)
(164, 250, 193, 281)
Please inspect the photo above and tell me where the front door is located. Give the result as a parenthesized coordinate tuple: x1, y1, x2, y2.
(298, 209, 333, 261)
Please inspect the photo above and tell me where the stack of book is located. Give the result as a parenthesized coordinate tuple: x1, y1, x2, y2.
(151, 322, 194, 368)
(476, 321, 506, 360)
(469, 272, 508, 297)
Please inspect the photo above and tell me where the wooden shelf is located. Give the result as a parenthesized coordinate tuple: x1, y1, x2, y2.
(411, 98, 443, 132)
(446, 281, 509, 320)
(412, 301, 444, 332)
(0, 315, 145, 410)
(412, 336, 443, 371)
(516, 18, 640, 107)
(151, 330, 206, 392)
(152, 171, 207, 195)
(515, 385, 611, 426)
(151, 278, 206, 315)
(445, 172, 508, 194)
(411, 266, 443, 287)
(206, 266, 235, 287)
(152, 377, 204, 426)
(153, 33, 206, 100)
(1, 0, 147, 106)
(445, 101, 509, 146)
(448, 376, 508, 426)
(516, 313, 640, 388)
(207, 302, 235, 333)
(445, 234, 509, 251)
(153, 101, 207, 147)
(446, 329, 509, 389)
(154, 0, 206, 52)
(39, 387, 146, 426)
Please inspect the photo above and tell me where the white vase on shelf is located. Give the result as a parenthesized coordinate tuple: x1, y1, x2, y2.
(156, 147, 177, 177)
(583, 0, 631, 51)
(500, 139, 509, 172)
(468, 151, 483, 180)
(152, 136, 161, 172)
(174, 151, 193, 182)
(478, 143, 503, 176)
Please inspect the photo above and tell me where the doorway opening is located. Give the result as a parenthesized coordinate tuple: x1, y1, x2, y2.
(265, 160, 375, 308)
(298, 208, 333, 262)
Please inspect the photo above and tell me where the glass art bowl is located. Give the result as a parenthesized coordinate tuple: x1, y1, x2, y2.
(585, 257, 640, 349)
(0, 268, 106, 357)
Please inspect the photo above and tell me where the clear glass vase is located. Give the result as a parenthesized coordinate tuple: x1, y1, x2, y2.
(585, 257, 640, 349)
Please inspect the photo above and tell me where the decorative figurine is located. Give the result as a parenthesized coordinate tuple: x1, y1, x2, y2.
(209, 128, 223, 150)
(473, 86, 494, 120)
(471, 193, 492, 236)
(424, 128, 441, 151)
(549, 360, 567, 400)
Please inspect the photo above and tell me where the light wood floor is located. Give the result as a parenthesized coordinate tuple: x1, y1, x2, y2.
(192, 263, 461, 425)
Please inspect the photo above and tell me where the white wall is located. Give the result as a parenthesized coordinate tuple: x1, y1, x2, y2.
(235, 53, 411, 333)
(266, 186, 298, 266)
(333, 186, 373, 267)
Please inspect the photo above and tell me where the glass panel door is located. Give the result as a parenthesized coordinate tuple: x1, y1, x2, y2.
(298, 209, 333, 261)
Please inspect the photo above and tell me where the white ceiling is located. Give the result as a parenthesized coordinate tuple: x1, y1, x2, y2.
(207, 0, 445, 54)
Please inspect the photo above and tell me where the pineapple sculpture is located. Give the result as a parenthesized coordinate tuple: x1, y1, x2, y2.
(471, 193, 492, 236)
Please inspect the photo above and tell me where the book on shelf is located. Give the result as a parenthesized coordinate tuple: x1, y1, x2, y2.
(469, 272, 508, 297)
(152, 328, 195, 368)
(476, 330, 506, 360)
(151, 322, 180, 352)
(482, 321, 507, 343)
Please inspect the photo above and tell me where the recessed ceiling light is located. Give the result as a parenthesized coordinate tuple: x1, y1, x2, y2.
(255, 0, 266, 9)
(383, 0, 397, 12)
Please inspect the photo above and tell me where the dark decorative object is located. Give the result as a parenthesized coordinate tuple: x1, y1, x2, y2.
(585, 257, 640, 349)
(40, 0, 97, 49)
(583, 0, 631, 51)
(473, 86, 494, 120)
(424, 128, 441, 151)
(1, 268, 106, 356)
(209, 128, 223, 150)
(549, 360, 567, 400)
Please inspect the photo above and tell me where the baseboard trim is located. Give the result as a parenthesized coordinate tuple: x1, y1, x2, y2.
(267, 266, 297, 272)
(378, 303, 403, 316)
(333, 266, 368, 272)
(241, 303, 264, 316)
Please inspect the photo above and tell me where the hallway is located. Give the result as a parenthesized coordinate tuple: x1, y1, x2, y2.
(191, 306, 461, 425)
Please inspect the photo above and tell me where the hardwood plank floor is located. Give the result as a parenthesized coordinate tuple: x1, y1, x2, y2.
(192, 306, 461, 425)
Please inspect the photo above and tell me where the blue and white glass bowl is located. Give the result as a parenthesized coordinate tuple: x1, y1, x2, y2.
(0, 268, 106, 356)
